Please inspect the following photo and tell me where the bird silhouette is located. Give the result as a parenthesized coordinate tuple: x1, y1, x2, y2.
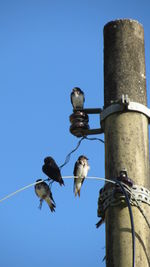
(42, 156, 64, 186)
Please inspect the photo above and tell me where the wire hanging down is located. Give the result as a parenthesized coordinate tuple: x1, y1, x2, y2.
(59, 137, 85, 169)
(59, 136, 104, 169)
(114, 179, 135, 267)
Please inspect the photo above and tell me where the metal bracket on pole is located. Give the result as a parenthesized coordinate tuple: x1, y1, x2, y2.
(97, 179, 150, 220)
(69, 94, 150, 137)
(100, 94, 150, 123)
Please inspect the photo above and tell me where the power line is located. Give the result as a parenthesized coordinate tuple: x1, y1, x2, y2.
(114, 179, 135, 267)
(0, 176, 113, 203)
(59, 136, 104, 169)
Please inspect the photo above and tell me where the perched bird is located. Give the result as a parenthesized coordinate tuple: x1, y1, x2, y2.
(42, 156, 64, 186)
(73, 155, 90, 197)
(35, 179, 56, 212)
(70, 87, 85, 110)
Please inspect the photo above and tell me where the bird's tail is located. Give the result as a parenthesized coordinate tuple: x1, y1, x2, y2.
(45, 197, 56, 212)
(60, 178, 65, 186)
(74, 188, 80, 197)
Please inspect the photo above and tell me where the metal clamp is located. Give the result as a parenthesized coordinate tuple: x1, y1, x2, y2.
(97, 181, 150, 219)
(100, 94, 150, 123)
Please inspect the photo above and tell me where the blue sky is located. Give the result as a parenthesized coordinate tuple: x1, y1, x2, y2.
(0, 1, 150, 267)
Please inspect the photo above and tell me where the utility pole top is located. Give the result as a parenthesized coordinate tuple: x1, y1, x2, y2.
(104, 19, 147, 108)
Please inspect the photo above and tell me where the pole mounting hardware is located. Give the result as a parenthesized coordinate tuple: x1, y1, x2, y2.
(69, 109, 103, 137)
(100, 94, 150, 123)
(69, 94, 150, 138)
(97, 170, 150, 225)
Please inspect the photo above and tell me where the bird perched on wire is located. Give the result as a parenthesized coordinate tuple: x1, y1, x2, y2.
(34, 179, 56, 212)
(70, 87, 85, 110)
(42, 156, 64, 186)
(73, 155, 90, 197)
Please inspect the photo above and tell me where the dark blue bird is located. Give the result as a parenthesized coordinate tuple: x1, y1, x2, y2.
(42, 156, 64, 186)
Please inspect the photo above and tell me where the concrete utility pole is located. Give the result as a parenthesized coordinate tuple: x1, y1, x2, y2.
(104, 19, 150, 266)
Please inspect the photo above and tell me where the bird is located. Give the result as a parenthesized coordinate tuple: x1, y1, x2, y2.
(70, 87, 85, 110)
(42, 156, 64, 186)
(34, 179, 56, 212)
(73, 155, 90, 197)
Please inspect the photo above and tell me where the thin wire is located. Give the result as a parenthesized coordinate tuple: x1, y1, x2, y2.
(84, 136, 105, 144)
(0, 180, 44, 203)
(122, 186, 150, 229)
(0, 176, 115, 203)
(59, 136, 104, 170)
(114, 179, 135, 267)
(59, 137, 85, 169)
(134, 199, 150, 229)
(62, 176, 116, 184)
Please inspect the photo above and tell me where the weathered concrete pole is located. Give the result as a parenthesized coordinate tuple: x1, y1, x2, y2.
(104, 19, 150, 267)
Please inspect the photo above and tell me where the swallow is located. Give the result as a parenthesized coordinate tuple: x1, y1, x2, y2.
(70, 87, 85, 110)
(73, 155, 90, 197)
(35, 179, 56, 212)
(42, 156, 64, 186)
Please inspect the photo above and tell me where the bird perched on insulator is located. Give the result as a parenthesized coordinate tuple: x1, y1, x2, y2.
(42, 156, 64, 186)
(35, 179, 56, 212)
(73, 155, 90, 197)
(70, 87, 85, 110)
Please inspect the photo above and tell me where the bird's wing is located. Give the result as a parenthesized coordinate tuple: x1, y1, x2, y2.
(70, 92, 74, 105)
(49, 190, 56, 205)
(83, 94, 85, 103)
(50, 161, 62, 176)
(42, 163, 54, 178)
(34, 185, 40, 197)
(43, 182, 51, 194)
(73, 161, 79, 192)
(81, 177, 85, 185)
(42, 164, 48, 175)
(73, 161, 79, 176)
(79, 89, 85, 103)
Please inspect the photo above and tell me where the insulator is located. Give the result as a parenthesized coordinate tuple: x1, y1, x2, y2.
(69, 111, 89, 123)
(69, 110, 90, 137)
(70, 122, 90, 137)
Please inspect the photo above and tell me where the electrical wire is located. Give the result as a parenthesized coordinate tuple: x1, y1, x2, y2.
(0, 176, 114, 203)
(134, 199, 150, 229)
(84, 136, 105, 143)
(121, 185, 150, 229)
(59, 136, 104, 169)
(0, 180, 43, 203)
(59, 137, 85, 169)
(114, 179, 135, 267)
